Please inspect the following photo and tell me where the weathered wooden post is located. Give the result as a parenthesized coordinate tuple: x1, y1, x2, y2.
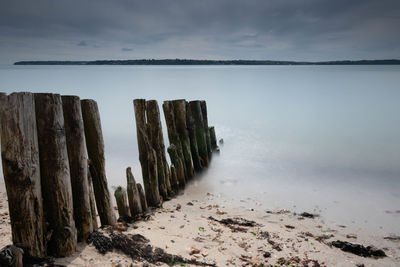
(87, 169, 98, 230)
(34, 93, 77, 256)
(172, 100, 194, 178)
(137, 183, 148, 212)
(200, 101, 212, 157)
(163, 101, 187, 178)
(209, 126, 218, 150)
(167, 145, 185, 188)
(189, 101, 209, 167)
(81, 99, 115, 226)
(133, 99, 161, 207)
(146, 100, 170, 199)
(186, 101, 201, 171)
(62, 95, 93, 242)
(114, 186, 130, 218)
(126, 167, 142, 217)
(0, 92, 46, 258)
(169, 165, 180, 193)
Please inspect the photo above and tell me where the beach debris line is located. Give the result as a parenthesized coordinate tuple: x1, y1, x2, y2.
(208, 216, 260, 233)
(330, 240, 387, 258)
(87, 230, 216, 266)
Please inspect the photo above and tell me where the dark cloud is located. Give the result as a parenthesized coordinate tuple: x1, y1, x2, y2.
(77, 40, 87, 46)
(0, 0, 399, 63)
(121, 48, 133, 52)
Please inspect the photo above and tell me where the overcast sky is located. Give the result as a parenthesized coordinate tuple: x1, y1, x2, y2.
(0, 0, 399, 63)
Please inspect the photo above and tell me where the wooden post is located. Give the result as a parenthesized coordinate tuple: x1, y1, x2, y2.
(62, 95, 93, 242)
(169, 165, 180, 193)
(172, 100, 194, 178)
(133, 99, 161, 207)
(186, 101, 202, 171)
(136, 183, 148, 212)
(87, 169, 98, 230)
(146, 100, 170, 199)
(200, 101, 212, 157)
(81, 99, 115, 226)
(0, 92, 46, 258)
(162, 101, 187, 179)
(126, 167, 142, 217)
(167, 145, 185, 188)
(189, 101, 209, 167)
(114, 186, 130, 218)
(209, 126, 218, 150)
(34, 93, 76, 256)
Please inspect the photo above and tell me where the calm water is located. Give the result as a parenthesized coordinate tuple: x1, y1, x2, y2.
(0, 65, 399, 233)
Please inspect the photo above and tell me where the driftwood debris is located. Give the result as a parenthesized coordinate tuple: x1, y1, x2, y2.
(331, 240, 386, 258)
(0, 92, 47, 258)
(134, 99, 161, 207)
(62, 95, 93, 242)
(126, 167, 142, 216)
(114, 186, 131, 218)
(81, 99, 115, 226)
(34, 93, 77, 256)
(0, 245, 23, 267)
(87, 231, 216, 266)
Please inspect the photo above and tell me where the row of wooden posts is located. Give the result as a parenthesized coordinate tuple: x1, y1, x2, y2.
(113, 99, 218, 219)
(0, 92, 218, 259)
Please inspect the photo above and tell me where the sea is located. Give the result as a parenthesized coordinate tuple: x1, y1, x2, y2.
(0, 64, 399, 234)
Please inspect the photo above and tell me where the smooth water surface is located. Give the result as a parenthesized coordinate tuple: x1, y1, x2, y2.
(0, 65, 399, 233)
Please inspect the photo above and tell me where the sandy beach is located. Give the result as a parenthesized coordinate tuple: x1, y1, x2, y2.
(1, 181, 399, 267)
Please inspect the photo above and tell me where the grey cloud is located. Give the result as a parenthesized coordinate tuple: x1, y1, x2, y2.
(0, 0, 399, 63)
(121, 48, 133, 52)
(77, 40, 87, 46)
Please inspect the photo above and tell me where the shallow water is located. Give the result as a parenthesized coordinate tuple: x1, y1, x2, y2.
(0, 65, 399, 234)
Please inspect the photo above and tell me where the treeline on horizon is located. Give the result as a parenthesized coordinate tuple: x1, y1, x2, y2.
(14, 59, 400, 65)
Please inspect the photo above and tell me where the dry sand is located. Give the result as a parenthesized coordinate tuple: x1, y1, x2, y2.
(0, 181, 399, 266)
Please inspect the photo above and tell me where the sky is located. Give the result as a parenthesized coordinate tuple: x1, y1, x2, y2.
(0, 0, 399, 64)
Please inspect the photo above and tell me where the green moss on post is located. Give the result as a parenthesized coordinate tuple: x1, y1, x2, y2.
(167, 144, 186, 188)
(209, 126, 218, 150)
(189, 101, 209, 167)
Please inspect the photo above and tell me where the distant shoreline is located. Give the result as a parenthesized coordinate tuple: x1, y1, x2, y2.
(14, 59, 400, 65)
